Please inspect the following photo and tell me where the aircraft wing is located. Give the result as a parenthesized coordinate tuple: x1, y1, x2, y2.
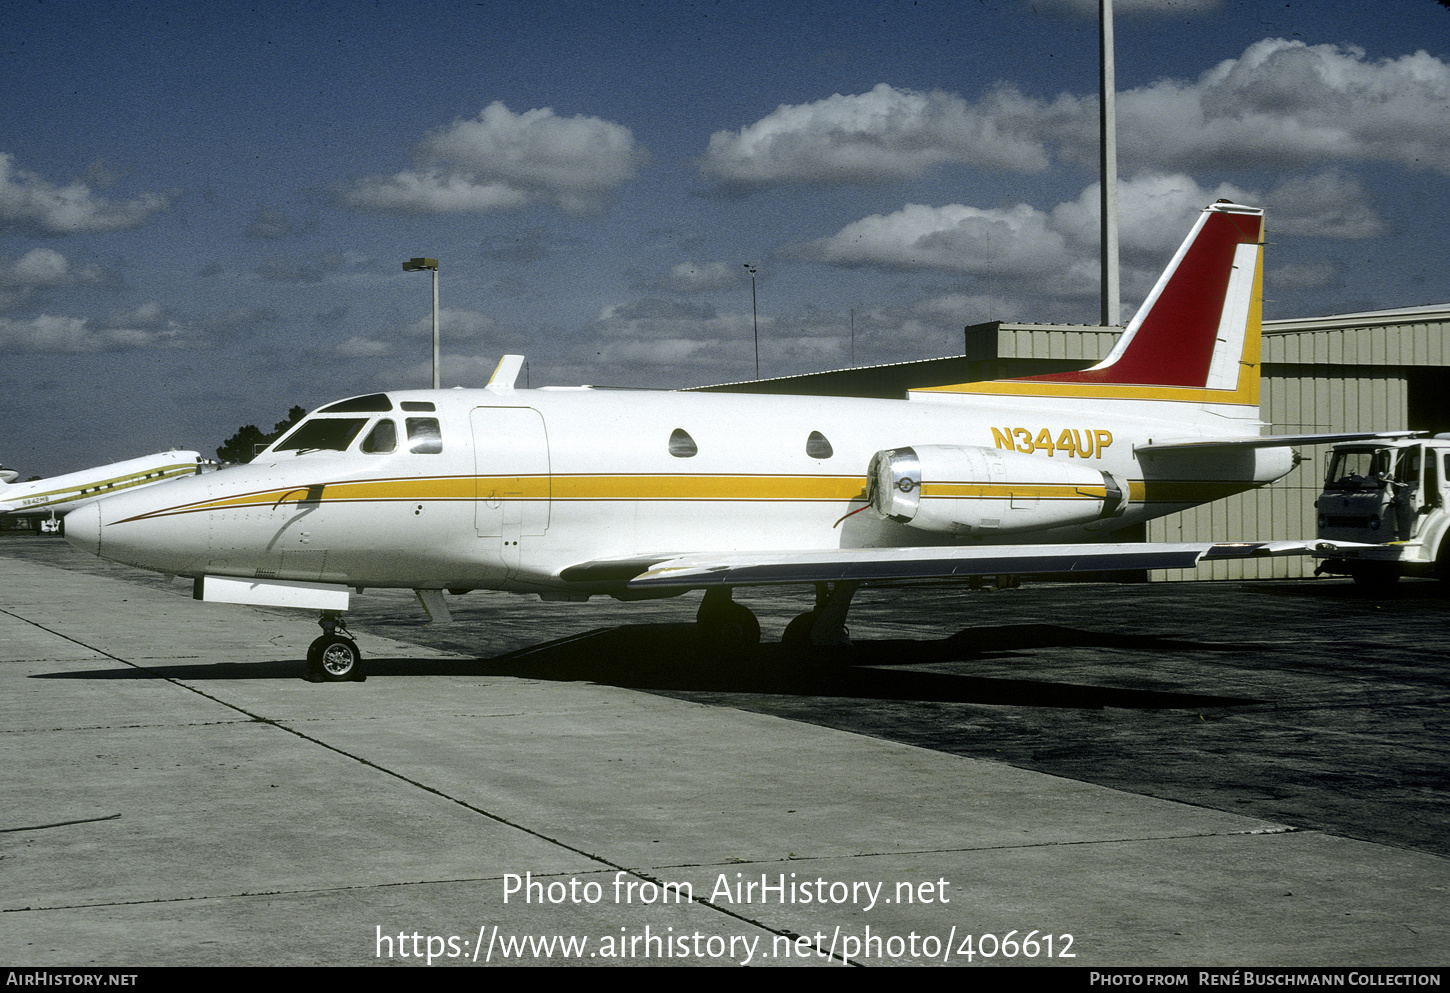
(1138, 431, 1419, 454)
(561, 540, 1330, 591)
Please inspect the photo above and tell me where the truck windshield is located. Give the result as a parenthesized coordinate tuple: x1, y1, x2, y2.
(1324, 448, 1392, 490)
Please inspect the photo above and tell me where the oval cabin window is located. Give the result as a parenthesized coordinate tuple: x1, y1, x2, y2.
(668, 428, 698, 458)
(806, 431, 833, 459)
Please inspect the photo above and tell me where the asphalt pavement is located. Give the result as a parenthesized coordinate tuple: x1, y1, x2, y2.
(1, 535, 1445, 968)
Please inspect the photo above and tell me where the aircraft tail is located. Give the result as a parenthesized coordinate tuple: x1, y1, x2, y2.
(914, 201, 1266, 408)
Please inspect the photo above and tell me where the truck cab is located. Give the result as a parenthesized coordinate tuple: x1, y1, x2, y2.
(1316, 437, 1450, 584)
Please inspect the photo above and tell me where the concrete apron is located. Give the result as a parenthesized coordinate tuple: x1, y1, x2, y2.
(1, 557, 1444, 967)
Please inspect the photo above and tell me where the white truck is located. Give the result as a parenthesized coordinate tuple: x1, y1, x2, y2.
(1316, 436, 1450, 585)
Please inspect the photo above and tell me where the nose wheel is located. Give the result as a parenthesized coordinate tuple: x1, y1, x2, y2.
(306, 611, 365, 682)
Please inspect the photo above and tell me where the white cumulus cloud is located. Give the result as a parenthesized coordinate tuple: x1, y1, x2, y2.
(700, 83, 1053, 190)
(792, 202, 1068, 278)
(798, 170, 1382, 288)
(405, 307, 499, 342)
(0, 249, 115, 311)
(0, 153, 172, 233)
(699, 40, 1450, 194)
(343, 102, 645, 215)
(1050, 174, 1255, 256)
(0, 308, 197, 352)
(6, 248, 73, 286)
(337, 336, 391, 358)
(1112, 39, 1450, 174)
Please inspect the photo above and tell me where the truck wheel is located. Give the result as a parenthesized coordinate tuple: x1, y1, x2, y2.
(1350, 563, 1399, 588)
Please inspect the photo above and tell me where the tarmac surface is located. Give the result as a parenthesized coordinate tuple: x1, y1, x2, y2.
(1, 534, 1446, 968)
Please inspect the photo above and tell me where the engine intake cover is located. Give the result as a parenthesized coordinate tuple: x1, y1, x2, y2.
(868, 445, 1127, 535)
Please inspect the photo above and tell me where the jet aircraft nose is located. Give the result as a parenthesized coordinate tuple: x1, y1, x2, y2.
(63, 501, 102, 557)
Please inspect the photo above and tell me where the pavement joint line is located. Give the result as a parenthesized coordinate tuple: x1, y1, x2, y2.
(2, 719, 253, 735)
(0, 813, 123, 834)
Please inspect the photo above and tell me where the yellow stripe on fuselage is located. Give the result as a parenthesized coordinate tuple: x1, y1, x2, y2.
(115, 472, 1260, 527)
(550, 474, 863, 501)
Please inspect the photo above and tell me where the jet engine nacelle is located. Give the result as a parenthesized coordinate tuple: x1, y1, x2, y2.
(868, 444, 1128, 535)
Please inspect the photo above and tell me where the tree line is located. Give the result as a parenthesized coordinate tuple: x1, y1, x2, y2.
(215, 406, 306, 464)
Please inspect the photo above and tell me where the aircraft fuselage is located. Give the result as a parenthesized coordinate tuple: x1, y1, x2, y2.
(65, 386, 1292, 596)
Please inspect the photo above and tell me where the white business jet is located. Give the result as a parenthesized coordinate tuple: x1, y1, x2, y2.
(63, 203, 1386, 680)
(2, 450, 207, 531)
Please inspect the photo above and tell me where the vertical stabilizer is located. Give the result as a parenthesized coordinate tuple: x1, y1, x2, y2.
(915, 202, 1265, 408)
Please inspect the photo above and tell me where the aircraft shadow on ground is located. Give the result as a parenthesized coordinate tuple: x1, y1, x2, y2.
(35, 622, 1261, 710)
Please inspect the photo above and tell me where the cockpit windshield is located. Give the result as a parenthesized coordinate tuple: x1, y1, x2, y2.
(1324, 448, 1393, 490)
(273, 417, 369, 453)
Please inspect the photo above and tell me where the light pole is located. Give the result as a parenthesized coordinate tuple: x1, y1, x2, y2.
(743, 263, 758, 379)
(402, 257, 440, 388)
(1099, 0, 1121, 326)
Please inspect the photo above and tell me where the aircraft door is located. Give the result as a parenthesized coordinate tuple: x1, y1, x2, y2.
(470, 407, 550, 573)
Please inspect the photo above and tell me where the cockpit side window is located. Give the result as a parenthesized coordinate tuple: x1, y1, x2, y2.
(361, 419, 398, 454)
(274, 417, 368, 452)
(406, 417, 443, 454)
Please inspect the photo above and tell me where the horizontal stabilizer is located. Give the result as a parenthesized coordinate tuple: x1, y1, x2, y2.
(1139, 430, 1420, 454)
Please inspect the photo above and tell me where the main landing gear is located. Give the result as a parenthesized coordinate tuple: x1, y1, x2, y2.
(306, 610, 364, 682)
(695, 588, 761, 647)
(693, 582, 859, 656)
(781, 581, 857, 653)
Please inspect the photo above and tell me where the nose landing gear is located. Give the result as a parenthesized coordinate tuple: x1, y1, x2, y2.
(306, 610, 364, 682)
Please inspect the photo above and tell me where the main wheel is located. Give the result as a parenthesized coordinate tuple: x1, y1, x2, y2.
(781, 611, 818, 652)
(697, 600, 761, 648)
(310, 635, 364, 681)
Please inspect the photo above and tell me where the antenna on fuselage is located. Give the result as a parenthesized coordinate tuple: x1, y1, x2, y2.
(486, 354, 526, 391)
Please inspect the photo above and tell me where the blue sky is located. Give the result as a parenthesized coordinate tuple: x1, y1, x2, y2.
(2, 0, 1447, 477)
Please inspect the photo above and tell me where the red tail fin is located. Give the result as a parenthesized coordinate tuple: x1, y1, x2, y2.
(913, 202, 1265, 405)
(1027, 202, 1264, 390)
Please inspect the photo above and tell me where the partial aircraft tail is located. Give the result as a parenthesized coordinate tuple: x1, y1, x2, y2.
(915, 201, 1266, 409)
